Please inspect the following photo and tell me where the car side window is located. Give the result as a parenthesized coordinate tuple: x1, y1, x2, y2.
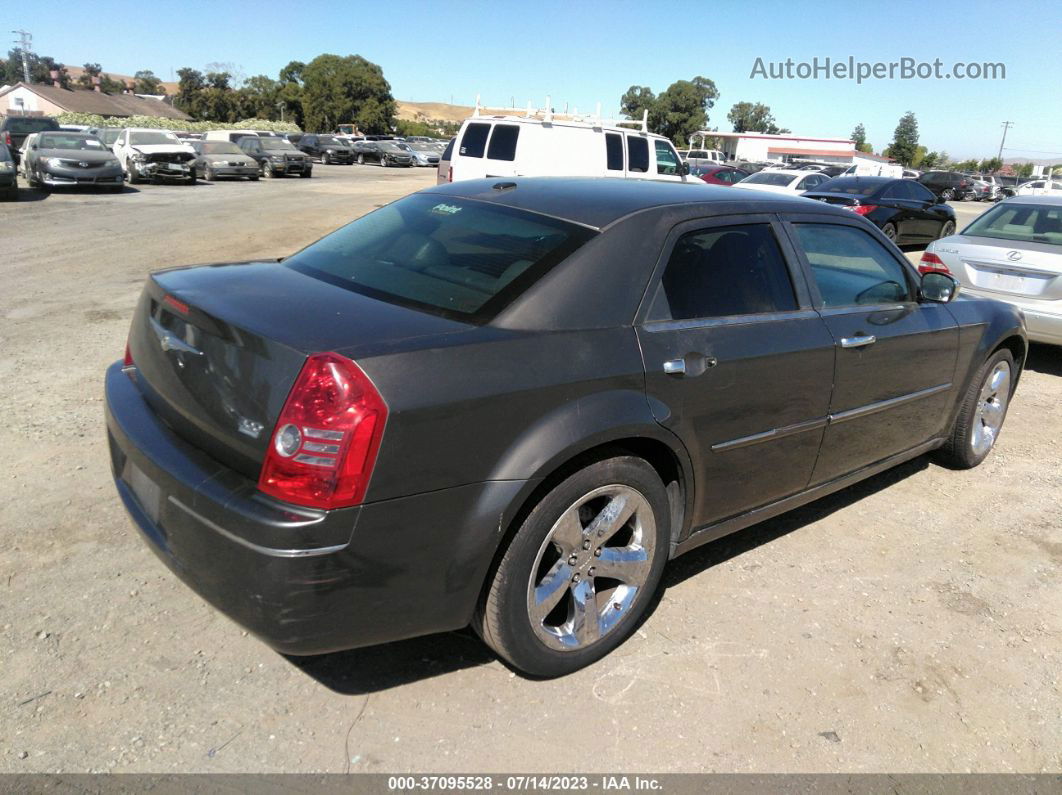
(882, 183, 903, 199)
(658, 224, 798, 320)
(654, 140, 680, 175)
(909, 182, 936, 202)
(459, 123, 491, 158)
(605, 133, 623, 172)
(792, 223, 913, 308)
(627, 136, 649, 173)
(486, 125, 519, 160)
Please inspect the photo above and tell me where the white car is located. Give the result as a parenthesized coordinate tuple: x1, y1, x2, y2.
(1014, 179, 1062, 197)
(732, 169, 831, 195)
(921, 195, 1062, 345)
(113, 128, 196, 184)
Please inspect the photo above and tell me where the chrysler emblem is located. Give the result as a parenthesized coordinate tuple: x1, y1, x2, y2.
(1006, 250, 1022, 261)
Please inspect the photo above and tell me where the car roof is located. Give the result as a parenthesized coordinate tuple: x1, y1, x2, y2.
(755, 169, 808, 178)
(425, 177, 841, 230)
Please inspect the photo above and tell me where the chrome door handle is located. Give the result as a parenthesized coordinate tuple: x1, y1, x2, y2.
(840, 335, 877, 348)
(663, 359, 686, 375)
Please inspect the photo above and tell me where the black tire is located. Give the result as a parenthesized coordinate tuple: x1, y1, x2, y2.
(204, 167, 215, 182)
(937, 349, 1015, 469)
(322, 152, 331, 165)
(300, 168, 312, 178)
(938, 220, 956, 239)
(261, 162, 272, 178)
(1, 187, 17, 201)
(250, 175, 259, 181)
(36, 168, 50, 191)
(126, 159, 140, 185)
(941, 188, 954, 201)
(881, 222, 898, 243)
(357, 153, 365, 165)
(186, 169, 196, 185)
(475, 456, 670, 677)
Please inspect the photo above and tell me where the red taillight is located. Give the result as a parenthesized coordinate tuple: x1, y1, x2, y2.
(163, 294, 189, 315)
(447, 166, 453, 183)
(123, 342, 134, 366)
(851, 203, 878, 215)
(3, 131, 10, 147)
(258, 353, 387, 510)
(918, 252, 951, 274)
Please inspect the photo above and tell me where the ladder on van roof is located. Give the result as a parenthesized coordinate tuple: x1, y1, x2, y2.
(471, 95, 649, 134)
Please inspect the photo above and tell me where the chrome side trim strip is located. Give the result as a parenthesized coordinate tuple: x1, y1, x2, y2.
(711, 416, 829, 452)
(828, 382, 951, 425)
(168, 496, 347, 558)
(643, 309, 822, 333)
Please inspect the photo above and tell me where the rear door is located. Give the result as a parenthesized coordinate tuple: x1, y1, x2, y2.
(637, 215, 836, 528)
(782, 216, 959, 485)
(879, 181, 921, 238)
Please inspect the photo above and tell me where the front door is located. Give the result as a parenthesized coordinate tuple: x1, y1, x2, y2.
(783, 219, 959, 485)
(637, 216, 836, 528)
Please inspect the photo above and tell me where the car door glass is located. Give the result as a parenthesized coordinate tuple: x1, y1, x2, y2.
(658, 224, 798, 320)
(882, 183, 904, 199)
(459, 123, 490, 158)
(627, 136, 649, 173)
(486, 125, 519, 160)
(654, 141, 680, 175)
(793, 223, 913, 307)
(604, 133, 623, 172)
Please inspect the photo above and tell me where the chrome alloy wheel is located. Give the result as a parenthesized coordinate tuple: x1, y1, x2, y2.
(526, 485, 656, 651)
(971, 360, 1011, 456)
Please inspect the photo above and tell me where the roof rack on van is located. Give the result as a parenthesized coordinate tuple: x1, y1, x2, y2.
(471, 94, 649, 133)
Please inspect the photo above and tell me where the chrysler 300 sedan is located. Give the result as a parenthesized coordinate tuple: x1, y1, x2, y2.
(105, 179, 1026, 676)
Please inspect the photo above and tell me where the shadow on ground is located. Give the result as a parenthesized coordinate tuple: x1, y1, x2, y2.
(289, 455, 931, 693)
(1025, 343, 1061, 376)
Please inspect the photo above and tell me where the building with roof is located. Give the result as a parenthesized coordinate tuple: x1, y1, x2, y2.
(692, 130, 893, 168)
(0, 82, 190, 121)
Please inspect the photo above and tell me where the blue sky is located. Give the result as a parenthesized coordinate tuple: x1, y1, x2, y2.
(10, 0, 1062, 159)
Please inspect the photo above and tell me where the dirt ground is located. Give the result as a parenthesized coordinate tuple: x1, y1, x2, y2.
(1, 169, 1059, 774)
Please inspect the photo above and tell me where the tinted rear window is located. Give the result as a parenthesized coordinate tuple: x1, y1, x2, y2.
(284, 194, 597, 322)
(441, 138, 455, 160)
(486, 125, 519, 160)
(744, 172, 795, 186)
(605, 133, 623, 171)
(814, 178, 885, 196)
(3, 117, 59, 134)
(459, 123, 490, 158)
(628, 136, 649, 173)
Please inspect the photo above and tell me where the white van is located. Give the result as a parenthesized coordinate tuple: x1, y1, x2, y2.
(842, 161, 904, 178)
(437, 109, 701, 186)
(203, 130, 259, 144)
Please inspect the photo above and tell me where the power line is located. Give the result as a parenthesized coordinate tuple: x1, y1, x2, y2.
(997, 120, 1014, 162)
(11, 29, 32, 83)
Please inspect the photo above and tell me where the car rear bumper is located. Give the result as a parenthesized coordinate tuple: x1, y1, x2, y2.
(105, 362, 525, 655)
(266, 161, 310, 175)
(961, 287, 1062, 345)
(208, 166, 259, 177)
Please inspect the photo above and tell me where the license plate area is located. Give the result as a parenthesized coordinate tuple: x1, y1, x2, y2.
(125, 462, 162, 524)
(966, 261, 1055, 297)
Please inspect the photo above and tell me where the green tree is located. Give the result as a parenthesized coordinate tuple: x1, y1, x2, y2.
(0, 49, 70, 86)
(727, 101, 789, 135)
(279, 60, 305, 85)
(133, 70, 163, 94)
(1014, 162, 1034, 178)
(920, 151, 942, 170)
(237, 75, 281, 120)
(889, 111, 919, 166)
(205, 71, 232, 91)
(979, 157, 1002, 173)
(620, 77, 719, 143)
(300, 54, 395, 133)
(851, 123, 867, 148)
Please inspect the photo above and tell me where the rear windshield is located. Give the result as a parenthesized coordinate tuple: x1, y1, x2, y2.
(962, 203, 1062, 246)
(813, 178, 884, 196)
(743, 172, 796, 186)
(319, 136, 346, 146)
(3, 117, 58, 134)
(199, 142, 243, 154)
(261, 138, 296, 151)
(284, 194, 596, 322)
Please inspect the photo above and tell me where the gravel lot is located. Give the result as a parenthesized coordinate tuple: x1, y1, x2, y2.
(1, 171, 1059, 774)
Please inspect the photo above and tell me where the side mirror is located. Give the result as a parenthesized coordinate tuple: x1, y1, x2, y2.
(920, 271, 959, 303)
(679, 161, 690, 176)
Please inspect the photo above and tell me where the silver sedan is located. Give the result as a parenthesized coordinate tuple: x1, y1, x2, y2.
(920, 195, 1062, 345)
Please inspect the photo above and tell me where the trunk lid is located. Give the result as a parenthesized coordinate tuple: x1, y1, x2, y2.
(944, 235, 1062, 300)
(128, 261, 470, 479)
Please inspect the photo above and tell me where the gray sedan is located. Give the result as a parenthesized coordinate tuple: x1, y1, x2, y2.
(921, 195, 1062, 345)
(190, 141, 261, 181)
(22, 131, 125, 192)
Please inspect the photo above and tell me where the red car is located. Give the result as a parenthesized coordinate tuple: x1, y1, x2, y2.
(690, 164, 750, 186)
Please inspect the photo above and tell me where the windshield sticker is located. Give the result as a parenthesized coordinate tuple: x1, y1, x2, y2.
(85, 140, 102, 147)
(431, 203, 463, 216)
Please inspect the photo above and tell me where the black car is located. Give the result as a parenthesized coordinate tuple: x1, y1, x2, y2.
(297, 134, 355, 164)
(238, 136, 312, 178)
(353, 140, 412, 167)
(0, 142, 16, 200)
(106, 178, 1025, 677)
(918, 170, 975, 201)
(1, 115, 60, 166)
(803, 176, 957, 245)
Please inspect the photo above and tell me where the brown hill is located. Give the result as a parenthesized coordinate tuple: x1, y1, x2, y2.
(64, 65, 179, 95)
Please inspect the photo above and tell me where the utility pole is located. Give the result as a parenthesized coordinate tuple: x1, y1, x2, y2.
(997, 121, 1014, 162)
(11, 29, 32, 83)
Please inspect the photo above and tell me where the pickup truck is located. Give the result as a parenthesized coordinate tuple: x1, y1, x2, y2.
(1, 115, 60, 166)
